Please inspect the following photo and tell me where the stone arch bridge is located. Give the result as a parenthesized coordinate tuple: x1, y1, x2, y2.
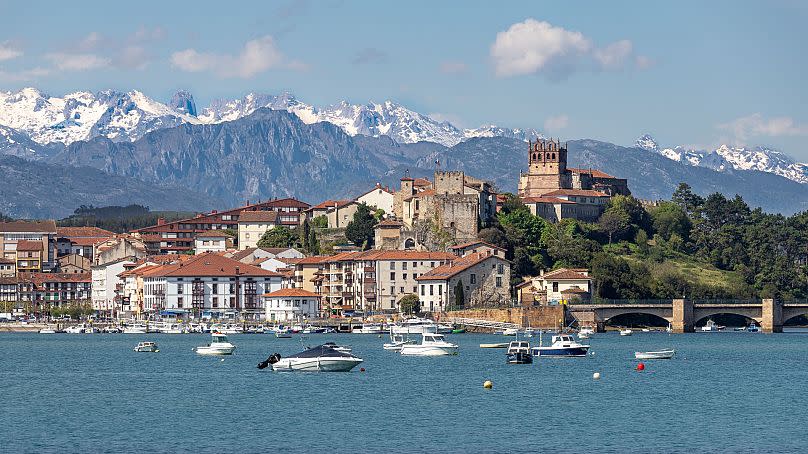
(568, 299, 808, 333)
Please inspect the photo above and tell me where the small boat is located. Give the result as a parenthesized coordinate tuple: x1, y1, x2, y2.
(218, 324, 244, 335)
(666, 324, 673, 333)
(134, 341, 160, 353)
(275, 329, 293, 338)
(195, 333, 236, 355)
(641, 328, 650, 332)
(532, 334, 590, 358)
(502, 328, 519, 336)
(38, 328, 56, 334)
(122, 324, 149, 334)
(480, 342, 509, 349)
(260, 344, 363, 372)
(579, 327, 595, 336)
(634, 349, 675, 360)
(322, 342, 352, 353)
(747, 322, 760, 333)
(619, 329, 633, 336)
(383, 333, 416, 351)
(64, 325, 85, 334)
(400, 333, 459, 356)
(506, 341, 533, 364)
(451, 328, 466, 334)
(353, 323, 387, 334)
(391, 317, 452, 334)
(102, 326, 122, 334)
(701, 319, 724, 332)
(578, 332, 590, 340)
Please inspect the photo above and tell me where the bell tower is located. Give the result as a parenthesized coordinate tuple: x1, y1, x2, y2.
(518, 138, 570, 198)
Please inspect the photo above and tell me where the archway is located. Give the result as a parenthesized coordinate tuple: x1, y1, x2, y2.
(783, 313, 808, 327)
(404, 238, 415, 250)
(605, 312, 670, 329)
(694, 313, 758, 330)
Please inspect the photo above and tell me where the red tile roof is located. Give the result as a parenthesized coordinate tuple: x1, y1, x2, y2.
(68, 237, 106, 246)
(56, 226, 114, 237)
(262, 288, 320, 298)
(416, 252, 506, 281)
(196, 229, 234, 238)
(238, 211, 278, 223)
(413, 178, 431, 187)
(309, 200, 353, 211)
(449, 241, 503, 251)
(142, 253, 280, 278)
(0, 257, 15, 264)
(542, 268, 590, 280)
(18, 272, 91, 285)
(16, 240, 43, 251)
(542, 189, 609, 198)
(567, 168, 619, 179)
(0, 220, 57, 233)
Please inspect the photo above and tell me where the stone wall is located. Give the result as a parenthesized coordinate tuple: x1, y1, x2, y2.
(435, 305, 565, 330)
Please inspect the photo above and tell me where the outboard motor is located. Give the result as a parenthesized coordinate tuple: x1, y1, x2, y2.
(257, 353, 282, 369)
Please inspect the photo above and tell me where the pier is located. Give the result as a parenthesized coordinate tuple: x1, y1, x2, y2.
(568, 299, 808, 333)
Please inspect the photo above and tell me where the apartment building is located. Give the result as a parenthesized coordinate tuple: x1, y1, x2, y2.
(0, 220, 57, 272)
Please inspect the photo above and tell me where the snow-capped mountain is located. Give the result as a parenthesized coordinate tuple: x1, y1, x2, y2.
(0, 87, 539, 148)
(0, 88, 200, 145)
(635, 134, 808, 184)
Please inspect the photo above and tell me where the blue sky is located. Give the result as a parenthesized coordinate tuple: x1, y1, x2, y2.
(1, 0, 807, 160)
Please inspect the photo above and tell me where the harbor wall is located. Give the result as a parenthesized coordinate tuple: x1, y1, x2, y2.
(435, 306, 565, 330)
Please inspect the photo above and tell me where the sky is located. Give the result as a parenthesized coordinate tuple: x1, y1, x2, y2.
(1, 0, 807, 160)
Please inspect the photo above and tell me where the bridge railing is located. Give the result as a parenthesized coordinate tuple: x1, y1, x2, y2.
(585, 298, 675, 305)
(691, 299, 762, 305)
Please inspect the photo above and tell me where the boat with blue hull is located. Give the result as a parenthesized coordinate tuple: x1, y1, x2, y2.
(532, 334, 590, 358)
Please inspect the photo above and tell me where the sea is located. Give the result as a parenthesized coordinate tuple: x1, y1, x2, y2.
(1, 330, 807, 453)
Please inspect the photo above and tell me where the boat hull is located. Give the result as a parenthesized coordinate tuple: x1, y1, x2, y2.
(400, 345, 458, 356)
(271, 357, 362, 372)
(506, 352, 533, 364)
(634, 350, 675, 360)
(532, 346, 589, 357)
(195, 346, 236, 355)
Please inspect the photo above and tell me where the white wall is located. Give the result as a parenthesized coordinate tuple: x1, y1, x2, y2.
(265, 296, 319, 322)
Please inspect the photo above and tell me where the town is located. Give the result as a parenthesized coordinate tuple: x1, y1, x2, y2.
(0, 139, 627, 327)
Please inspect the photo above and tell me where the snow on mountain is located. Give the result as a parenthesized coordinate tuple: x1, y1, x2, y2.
(0, 87, 199, 145)
(636, 134, 808, 184)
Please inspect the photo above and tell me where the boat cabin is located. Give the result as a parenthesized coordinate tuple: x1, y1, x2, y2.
(423, 334, 446, 343)
(507, 341, 530, 353)
(211, 334, 229, 344)
(552, 335, 576, 345)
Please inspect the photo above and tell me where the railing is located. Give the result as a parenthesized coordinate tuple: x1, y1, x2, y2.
(443, 316, 520, 330)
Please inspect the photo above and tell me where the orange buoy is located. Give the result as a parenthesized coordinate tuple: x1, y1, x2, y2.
(636, 362, 645, 371)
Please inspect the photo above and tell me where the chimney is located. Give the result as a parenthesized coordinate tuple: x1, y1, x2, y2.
(157, 217, 165, 226)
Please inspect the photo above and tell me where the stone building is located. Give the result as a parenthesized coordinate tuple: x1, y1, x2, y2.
(516, 268, 592, 305)
(416, 251, 511, 312)
(517, 139, 630, 223)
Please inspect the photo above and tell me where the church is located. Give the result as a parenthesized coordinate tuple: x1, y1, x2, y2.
(517, 139, 630, 223)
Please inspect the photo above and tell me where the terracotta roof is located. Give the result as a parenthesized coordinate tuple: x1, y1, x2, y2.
(521, 196, 576, 204)
(358, 185, 394, 197)
(18, 272, 91, 285)
(0, 276, 18, 284)
(238, 211, 278, 223)
(567, 168, 619, 179)
(0, 220, 57, 233)
(450, 241, 502, 251)
(416, 252, 506, 281)
(16, 240, 43, 251)
(542, 268, 590, 280)
(542, 189, 609, 198)
(0, 257, 15, 264)
(413, 178, 431, 187)
(262, 288, 320, 298)
(56, 226, 114, 237)
(400, 175, 414, 181)
(142, 253, 281, 278)
(68, 237, 106, 246)
(196, 229, 233, 238)
(309, 200, 353, 211)
(290, 256, 329, 265)
(229, 248, 257, 262)
(403, 189, 435, 201)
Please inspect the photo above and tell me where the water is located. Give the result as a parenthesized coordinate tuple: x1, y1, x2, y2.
(2, 331, 807, 453)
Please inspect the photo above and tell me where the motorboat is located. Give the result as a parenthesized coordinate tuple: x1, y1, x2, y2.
(579, 327, 595, 336)
(322, 342, 352, 353)
(506, 341, 533, 364)
(701, 319, 724, 332)
(260, 344, 363, 372)
(391, 317, 452, 335)
(38, 328, 56, 334)
(275, 327, 293, 338)
(301, 325, 326, 334)
(157, 323, 186, 334)
(218, 324, 244, 335)
(102, 326, 122, 334)
(634, 349, 675, 360)
(122, 324, 149, 334)
(134, 341, 160, 353)
(479, 343, 509, 348)
(383, 333, 416, 351)
(353, 323, 388, 334)
(619, 329, 633, 336)
(84, 326, 99, 334)
(641, 328, 651, 332)
(65, 324, 85, 334)
(502, 328, 519, 336)
(532, 334, 590, 358)
(195, 333, 236, 355)
(400, 333, 458, 356)
(747, 322, 761, 333)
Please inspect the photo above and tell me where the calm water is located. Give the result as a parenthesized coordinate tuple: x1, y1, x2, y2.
(1, 330, 807, 453)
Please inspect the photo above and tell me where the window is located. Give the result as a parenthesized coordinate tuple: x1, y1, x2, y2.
(230, 297, 236, 308)
(413, 286, 417, 293)
(389, 262, 396, 270)
(403, 273, 407, 280)
(390, 286, 395, 295)
(552, 282, 559, 293)
(413, 273, 418, 279)
(430, 262, 435, 267)
(402, 262, 407, 270)
(429, 285, 434, 296)
(212, 283, 218, 293)
(420, 285, 425, 296)
(496, 277, 502, 288)
(438, 285, 442, 295)
(212, 297, 218, 308)
(497, 263, 505, 274)
(412, 262, 417, 268)
(400, 287, 404, 293)
(229, 283, 235, 294)
(390, 272, 395, 281)
(177, 284, 183, 294)
(470, 274, 476, 284)
(177, 297, 184, 307)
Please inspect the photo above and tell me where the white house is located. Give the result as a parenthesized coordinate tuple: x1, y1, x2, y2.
(91, 257, 137, 314)
(194, 230, 233, 254)
(263, 288, 320, 322)
(357, 183, 395, 214)
(238, 211, 280, 250)
(141, 252, 283, 320)
(518, 268, 592, 304)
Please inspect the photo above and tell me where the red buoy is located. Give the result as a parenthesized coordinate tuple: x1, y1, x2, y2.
(360, 367, 366, 372)
(636, 362, 645, 371)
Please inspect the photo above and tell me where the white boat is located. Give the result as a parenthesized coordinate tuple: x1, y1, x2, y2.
(102, 326, 122, 333)
(619, 329, 633, 336)
(218, 324, 243, 335)
(701, 319, 724, 332)
(38, 328, 56, 334)
(195, 333, 236, 355)
(400, 333, 458, 356)
(532, 334, 590, 357)
(747, 322, 760, 333)
(353, 323, 388, 334)
(479, 342, 509, 348)
(64, 325, 85, 334)
(84, 326, 99, 334)
(122, 324, 149, 334)
(634, 349, 675, 360)
(502, 328, 519, 336)
(322, 342, 352, 353)
(383, 333, 416, 351)
(641, 328, 651, 333)
(157, 323, 186, 334)
(134, 341, 160, 353)
(275, 327, 293, 338)
(391, 317, 452, 335)
(262, 344, 363, 372)
(506, 341, 533, 364)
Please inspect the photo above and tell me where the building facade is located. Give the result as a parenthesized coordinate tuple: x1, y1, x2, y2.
(416, 251, 511, 312)
(263, 288, 320, 322)
(0, 221, 57, 272)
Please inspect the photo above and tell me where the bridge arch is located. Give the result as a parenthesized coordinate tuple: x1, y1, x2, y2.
(693, 309, 762, 327)
(603, 312, 672, 327)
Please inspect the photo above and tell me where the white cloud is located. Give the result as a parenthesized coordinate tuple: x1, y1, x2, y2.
(116, 45, 151, 70)
(45, 52, 110, 71)
(490, 18, 649, 78)
(171, 35, 300, 78)
(718, 113, 808, 141)
(0, 67, 50, 82)
(78, 32, 103, 52)
(0, 41, 23, 62)
(544, 114, 569, 131)
(439, 61, 468, 75)
(635, 55, 654, 70)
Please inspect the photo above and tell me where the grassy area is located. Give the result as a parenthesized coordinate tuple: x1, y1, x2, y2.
(616, 247, 744, 294)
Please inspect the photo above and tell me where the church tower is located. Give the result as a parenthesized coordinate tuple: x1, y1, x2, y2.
(518, 138, 571, 198)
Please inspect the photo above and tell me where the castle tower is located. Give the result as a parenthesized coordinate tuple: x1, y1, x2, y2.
(518, 138, 571, 198)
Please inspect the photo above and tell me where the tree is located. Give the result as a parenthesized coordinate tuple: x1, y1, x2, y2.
(671, 182, 704, 216)
(635, 229, 649, 255)
(454, 280, 465, 309)
(257, 226, 298, 248)
(498, 193, 527, 215)
(478, 227, 511, 252)
(598, 209, 629, 244)
(311, 215, 328, 228)
(345, 203, 377, 249)
(307, 228, 320, 255)
(299, 219, 312, 253)
(650, 202, 692, 242)
(398, 294, 420, 315)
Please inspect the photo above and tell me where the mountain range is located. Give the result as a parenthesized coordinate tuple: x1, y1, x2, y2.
(0, 87, 806, 218)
